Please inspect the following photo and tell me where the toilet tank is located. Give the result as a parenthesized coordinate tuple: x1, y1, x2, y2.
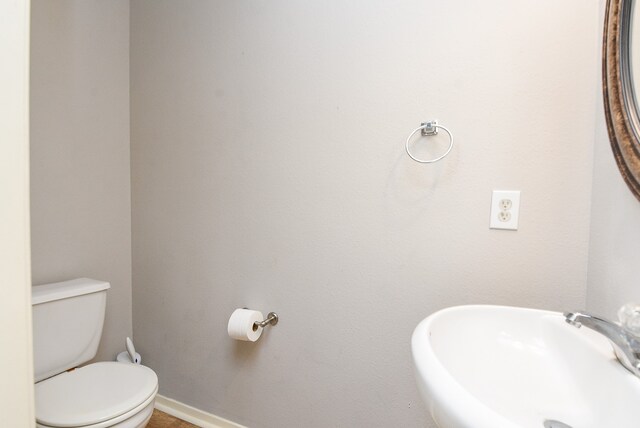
(32, 278, 110, 382)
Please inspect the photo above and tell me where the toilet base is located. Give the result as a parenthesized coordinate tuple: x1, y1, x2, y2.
(108, 398, 155, 428)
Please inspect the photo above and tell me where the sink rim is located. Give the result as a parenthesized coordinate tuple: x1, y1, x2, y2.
(412, 304, 532, 428)
(411, 304, 640, 428)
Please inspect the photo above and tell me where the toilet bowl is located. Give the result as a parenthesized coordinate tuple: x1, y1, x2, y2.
(32, 279, 159, 428)
(35, 362, 158, 428)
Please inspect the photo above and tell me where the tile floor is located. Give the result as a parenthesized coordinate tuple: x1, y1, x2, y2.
(146, 409, 199, 428)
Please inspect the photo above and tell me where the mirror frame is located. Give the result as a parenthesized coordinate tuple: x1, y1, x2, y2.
(604, 0, 640, 201)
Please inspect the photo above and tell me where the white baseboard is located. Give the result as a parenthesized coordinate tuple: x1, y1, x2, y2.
(154, 394, 246, 428)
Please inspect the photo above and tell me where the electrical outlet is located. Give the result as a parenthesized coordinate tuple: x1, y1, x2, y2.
(499, 199, 512, 210)
(490, 190, 520, 230)
(497, 210, 511, 222)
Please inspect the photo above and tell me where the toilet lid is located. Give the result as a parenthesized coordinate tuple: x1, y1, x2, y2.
(35, 362, 158, 427)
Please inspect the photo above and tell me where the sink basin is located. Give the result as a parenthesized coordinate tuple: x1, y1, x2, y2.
(411, 305, 640, 428)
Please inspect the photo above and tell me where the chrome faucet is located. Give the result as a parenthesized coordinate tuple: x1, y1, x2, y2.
(564, 311, 640, 377)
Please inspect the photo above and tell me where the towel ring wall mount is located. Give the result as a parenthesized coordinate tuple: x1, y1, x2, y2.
(405, 120, 454, 163)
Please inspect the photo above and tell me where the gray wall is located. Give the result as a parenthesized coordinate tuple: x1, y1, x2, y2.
(131, 1, 599, 427)
(30, 0, 131, 362)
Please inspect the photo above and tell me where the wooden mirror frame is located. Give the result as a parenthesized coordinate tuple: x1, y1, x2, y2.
(604, 0, 640, 201)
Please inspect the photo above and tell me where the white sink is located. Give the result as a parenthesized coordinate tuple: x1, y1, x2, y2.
(411, 305, 640, 428)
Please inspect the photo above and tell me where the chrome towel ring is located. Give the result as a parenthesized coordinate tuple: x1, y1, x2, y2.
(405, 120, 454, 163)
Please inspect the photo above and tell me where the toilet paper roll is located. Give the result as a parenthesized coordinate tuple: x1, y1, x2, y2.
(228, 308, 264, 341)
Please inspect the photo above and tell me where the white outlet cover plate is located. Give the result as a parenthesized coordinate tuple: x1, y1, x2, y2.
(490, 190, 520, 230)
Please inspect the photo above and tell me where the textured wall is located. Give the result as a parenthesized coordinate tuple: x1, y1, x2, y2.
(587, 5, 640, 318)
(30, 0, 131, 362)
(131, 1, 599, 426)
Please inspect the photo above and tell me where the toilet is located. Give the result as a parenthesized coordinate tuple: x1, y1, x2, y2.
(32, 278, 158, 428)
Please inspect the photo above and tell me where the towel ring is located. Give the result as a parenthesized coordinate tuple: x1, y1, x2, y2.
(405, 121, 454, 163)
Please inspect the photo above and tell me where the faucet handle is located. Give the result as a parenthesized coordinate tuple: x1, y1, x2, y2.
(618, 302, 640, 336)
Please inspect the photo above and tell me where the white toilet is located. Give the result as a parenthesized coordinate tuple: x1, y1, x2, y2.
(32, 278, 158, 428)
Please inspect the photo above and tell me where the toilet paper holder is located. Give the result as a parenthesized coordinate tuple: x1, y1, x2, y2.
(253, 312, 279, 331)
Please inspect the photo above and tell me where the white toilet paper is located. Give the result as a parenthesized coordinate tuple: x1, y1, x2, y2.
(228, 308, 264, 341)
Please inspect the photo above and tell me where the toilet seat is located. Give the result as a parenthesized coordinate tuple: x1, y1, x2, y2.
(35, 362, 158, 428)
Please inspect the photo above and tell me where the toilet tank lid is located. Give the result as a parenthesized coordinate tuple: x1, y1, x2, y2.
(32, 278, 110, 305)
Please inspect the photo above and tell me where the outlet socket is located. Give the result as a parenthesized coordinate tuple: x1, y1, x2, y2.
(499, 199, 512, 210)
(498, 210, 511, 222)
(490, 190, 520, 230)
